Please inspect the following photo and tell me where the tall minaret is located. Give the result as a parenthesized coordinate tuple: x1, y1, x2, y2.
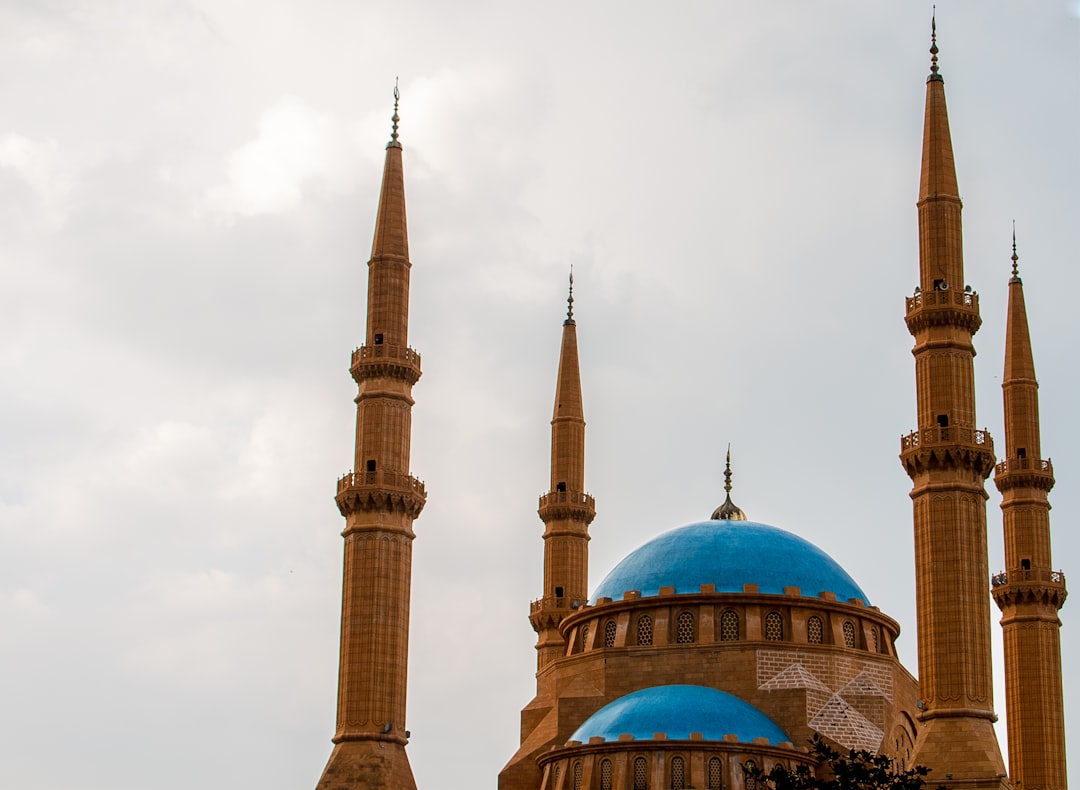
(992, 234, 1068, 790)
(898, 20, 1008, 785)
(529, 273, 596, 669)
(316, 85, 426, 790)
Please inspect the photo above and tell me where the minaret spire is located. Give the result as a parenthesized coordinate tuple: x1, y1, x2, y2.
(316, 85, 425, 790)
(992, 234, 1068, 790)
(529, 279, 596, 670)
(900, 20, 1008, 785)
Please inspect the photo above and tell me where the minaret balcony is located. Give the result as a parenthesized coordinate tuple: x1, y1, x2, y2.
(336, 470, 426, 518)
(900, 425, 993, 452)
(538, 490, 596, 524)
(904, 288, 982, 334)
(899, 425, 996, 478)
(994, 456, 1055, 492)
(991, 567, 1068, 611)
(350, 344, 422, 385)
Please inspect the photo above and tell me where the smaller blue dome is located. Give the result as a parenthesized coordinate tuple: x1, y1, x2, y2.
(568, 685, 790, 744)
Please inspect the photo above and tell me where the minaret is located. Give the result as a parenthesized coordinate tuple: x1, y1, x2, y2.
(898, 20, 1008, 785)
(992, 233, 1068, 790)
(529, 273, 596, 669)
(316, 85, 426, 790)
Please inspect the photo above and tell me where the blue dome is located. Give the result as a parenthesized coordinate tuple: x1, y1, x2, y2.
(568, 685, 790, 744)
(590, 520, 868, 605)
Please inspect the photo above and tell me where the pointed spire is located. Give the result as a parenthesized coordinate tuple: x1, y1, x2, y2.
(369, 81, 409, 266)
(929, 8, 942, 82)
(1003, 229, 1038, 392)
(711, 445, 747, 521)
(919, 17, 958, 204)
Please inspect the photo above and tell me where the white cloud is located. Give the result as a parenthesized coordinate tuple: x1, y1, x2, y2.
(0, 133, 73, 228)
(202, 98, 354, 219)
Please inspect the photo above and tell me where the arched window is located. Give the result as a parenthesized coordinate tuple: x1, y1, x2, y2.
(720, 609, 739, 641)
(604, 619, 617, 648)
(765, 611, 783, 641)
(807, 615, 824, 644)
(580, 625, 590, 651)
(600, 759, 613, 790)
(671, 756, 686, 789)
(554, 766, 561, 789)
(744, 760, 758, 790)
(708, 757, 723, 790)
(634, 756, 649, 790)
(676, 610, 695, 644)
(871, 626, 879, 652)
(573, 760, 583, 790)
(843, 620, 857, 649)
(637, 615, 653, 646)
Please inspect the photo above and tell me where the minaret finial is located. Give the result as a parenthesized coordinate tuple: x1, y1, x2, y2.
(388, 77, 402, 149)
(565, 267, 575, 325)
(711, 443, 747, 521)
(929, 8, 942, 81)
(1011, 221, 1021, 281)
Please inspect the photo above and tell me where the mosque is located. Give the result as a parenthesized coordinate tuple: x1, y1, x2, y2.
(311, 23, 1067, 790)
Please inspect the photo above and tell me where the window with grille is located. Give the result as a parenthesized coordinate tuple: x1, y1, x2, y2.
(637, 615, 653, 646)
(581, 625, 589, 651)
(708, 758, 723, 790)
(765, 612, 783, 641)
(676, 610, 695, 643)
(807, 615, 823, 644)
(604, 619, 617, 648)
(720, 609, 739, 641)
(573, 761, 583, 790)
(554, 766, 561, 789)
(671, 756, 686, 789)
(634, 756, 649, 790)
(744, 760, 758, 790)
(843, 620, 856, 648)
(871, 626, 879, 652)
(600, 759, 613, 790)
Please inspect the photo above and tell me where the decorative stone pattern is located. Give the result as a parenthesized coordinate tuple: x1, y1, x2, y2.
(756, 649, 893, 751)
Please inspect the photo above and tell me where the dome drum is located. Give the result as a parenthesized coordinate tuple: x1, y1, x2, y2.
(537, 740, 807, 790)
(559, 592, 900, 658)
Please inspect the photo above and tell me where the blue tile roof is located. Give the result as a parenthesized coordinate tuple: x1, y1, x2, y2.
(568, 685, 790, 744)
(590, 520, 868, 605)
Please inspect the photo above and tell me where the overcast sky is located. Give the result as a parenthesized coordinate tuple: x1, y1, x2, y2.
(1, 2, 1078, 789)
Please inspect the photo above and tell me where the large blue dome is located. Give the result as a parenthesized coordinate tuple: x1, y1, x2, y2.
(568, 685, 790, 744)
(590, 520, 868, 605)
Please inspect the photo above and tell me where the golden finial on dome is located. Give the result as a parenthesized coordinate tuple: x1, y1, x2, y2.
(711, 444, 747, 521)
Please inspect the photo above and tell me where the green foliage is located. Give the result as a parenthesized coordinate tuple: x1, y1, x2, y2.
(743, 736, 930, 790)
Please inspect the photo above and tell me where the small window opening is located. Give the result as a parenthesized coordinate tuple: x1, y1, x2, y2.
(556, 482, 567, 492)
(374, 333, 384, 345)
(1017, 448, 1027, 458)
(554, 586, 564, 598)
(1021, 559, 1031, 570)
(937, 414, 949, 428)
(366, 459, 377, 472)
